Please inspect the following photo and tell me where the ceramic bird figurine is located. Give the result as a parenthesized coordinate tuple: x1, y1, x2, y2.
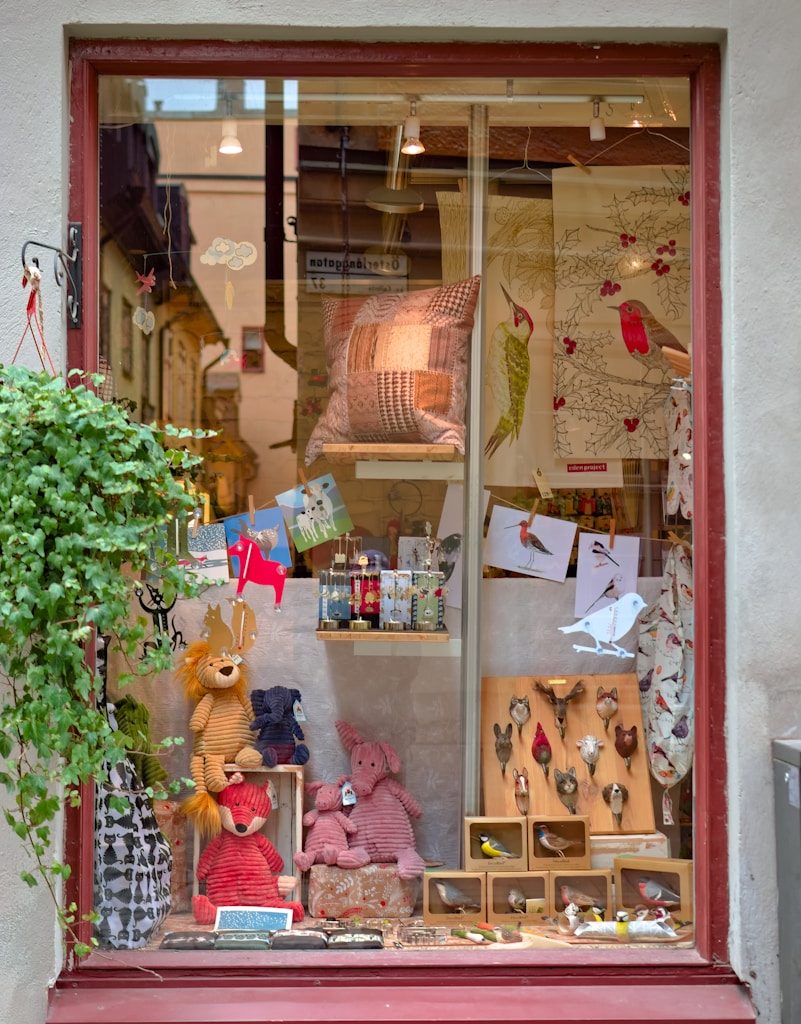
(534, 680, 585, 739)
(637, 876, 681, 909)
(531, 721, 552, 779)
(512, 767, 530, 815)
(614, 910, 631, 942)
(576, 734, 604, 777)
(478, 832, 518, 859)
(553, 766, 579, 815)
(558, 593, 647, 658)
(559, 883, 605, 912)
(614, 723, 638, 770)
(595, 686, 619, 732)
(602, 781, 629, 828)
(434, 880, 481, 913)
(556, 901, 584, 934)
(507, 888, 527, 915)
(493, 722, 513, 776)
(535, 824, 582, 859)
(509, 695, 530, 737)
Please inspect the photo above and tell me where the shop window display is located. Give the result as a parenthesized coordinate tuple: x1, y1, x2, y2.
(96, 73, 695, 955)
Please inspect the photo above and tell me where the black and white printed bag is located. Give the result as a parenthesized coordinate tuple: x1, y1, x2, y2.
(92, 704, 172, 949)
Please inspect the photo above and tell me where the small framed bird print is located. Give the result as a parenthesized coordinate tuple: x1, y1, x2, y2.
(484, 506, 578, 583)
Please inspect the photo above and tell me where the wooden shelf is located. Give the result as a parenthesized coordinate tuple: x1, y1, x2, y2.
(321, 442, 460, 463)
(316, 628, 450, 643)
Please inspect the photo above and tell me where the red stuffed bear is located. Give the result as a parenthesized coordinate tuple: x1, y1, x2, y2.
(192, 774, 304, 924)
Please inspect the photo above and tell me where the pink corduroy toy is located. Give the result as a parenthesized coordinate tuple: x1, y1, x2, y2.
(293, 781, 370, 872)
(335, 720, 426, 879)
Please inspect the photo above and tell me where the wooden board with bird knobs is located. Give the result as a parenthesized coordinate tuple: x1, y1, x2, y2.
(480, 674, 655, 835)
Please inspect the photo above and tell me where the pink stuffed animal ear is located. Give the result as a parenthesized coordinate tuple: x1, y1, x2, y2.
(335, 720, 364, 752)
(305, 781, 324, 796)
(380, 741, 401, 774)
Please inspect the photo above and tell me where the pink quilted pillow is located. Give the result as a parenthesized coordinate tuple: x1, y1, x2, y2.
(305, 276, 480, 465)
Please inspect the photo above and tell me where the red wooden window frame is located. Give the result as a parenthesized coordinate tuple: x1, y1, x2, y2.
(58, 37, 738, 1019)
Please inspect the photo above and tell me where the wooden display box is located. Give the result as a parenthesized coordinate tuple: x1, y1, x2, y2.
(550, 868, 613, 920)
(423, 871, 486, 925)
(464, 816, 527, 872)
(528, 815, 591, 871)
(589, 830, 670, 870)
(614, 856, 693, 922)
(192, 764, 304, 897)
(486, 871, 550, 925)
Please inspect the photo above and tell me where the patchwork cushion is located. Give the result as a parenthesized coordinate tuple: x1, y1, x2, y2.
(305, 276, 480, 464)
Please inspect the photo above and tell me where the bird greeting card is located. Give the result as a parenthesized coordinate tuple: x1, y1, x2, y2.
(484, 506, 577, 582)
(436, 483, 490, 608)
(574, 532, 641, 618)
(223, 508, 292, 572)
(275, 473, 353, 553)
(552, 165, 691, 459)
(185, 523, 231, 582)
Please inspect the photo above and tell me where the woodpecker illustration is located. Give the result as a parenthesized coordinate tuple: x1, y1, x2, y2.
(485, 285, 534, 457)
(506, 520, 552, 569)
(610, 299, 687, 379)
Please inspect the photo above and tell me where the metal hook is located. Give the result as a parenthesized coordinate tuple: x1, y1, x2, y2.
(21, 224, 82, 327)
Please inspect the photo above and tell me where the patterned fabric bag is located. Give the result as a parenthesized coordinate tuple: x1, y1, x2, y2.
(664, 387, 694, 519)
(93, 704, 172, 949)
(636, 545, 694, 825)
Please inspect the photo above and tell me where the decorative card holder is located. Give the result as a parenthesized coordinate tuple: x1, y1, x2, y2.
(614, 856, 693, 922)
(423, 870, 486, 926)
(411, 570, 445, 632)
(463, 816, 528, 873)
(486, 871, 550, 925)
(550, 868, 613, 920)
(379, 569, 413, 631)
(528, 815, 591, 871)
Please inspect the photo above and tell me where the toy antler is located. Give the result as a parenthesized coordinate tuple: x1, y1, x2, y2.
(335, 720, 364, 752)
(565, 680, 585, 702)
(534, 681, 557, 705)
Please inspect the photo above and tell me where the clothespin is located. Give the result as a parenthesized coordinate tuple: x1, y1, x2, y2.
(667, 530, 692, 552)
(248, 494, 256, 527)
(566, 154, 591, 175)
(608, 518, 616, 550)
(298, 466, 311, 496)
(527, 497, 540, 528)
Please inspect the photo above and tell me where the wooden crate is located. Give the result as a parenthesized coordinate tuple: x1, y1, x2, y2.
(192, 764, 304, 897)
(464, 816, 528, 873)
(486, 871, 550, 924)
(528, 815, 591, 871)
(590, 830, 670, 870)
(550, 868, 613, 920)
(481, 674, 655, 834)
(614, 856, 693, 922)
(423, 871, 486, 925)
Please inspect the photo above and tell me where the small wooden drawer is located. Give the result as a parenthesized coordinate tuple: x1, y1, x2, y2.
(464, 816, 528, 872)
(528, 815, 591, 871)
(423, 871, 486, 926)
(614, 856, 693, 922)
(550, 868, 613, 920)
(486, 871, 550, 924)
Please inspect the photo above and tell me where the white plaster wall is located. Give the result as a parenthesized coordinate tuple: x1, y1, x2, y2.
(1, 2, 798, 1022)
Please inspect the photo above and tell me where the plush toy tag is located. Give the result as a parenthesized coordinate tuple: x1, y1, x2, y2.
(293, 698, 307, 722)
(341, 781, 357, 806)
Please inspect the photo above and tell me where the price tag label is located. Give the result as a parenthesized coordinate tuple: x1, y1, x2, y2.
(532, 467, 554, 500)
(293, 699, 307, 723)
(341, 782, 357, 806)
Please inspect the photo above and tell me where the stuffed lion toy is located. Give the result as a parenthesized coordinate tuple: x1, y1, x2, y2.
(179, 638, 263, 836)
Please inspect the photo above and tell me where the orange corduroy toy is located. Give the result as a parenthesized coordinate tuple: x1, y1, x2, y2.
(180, 603, 262, 835)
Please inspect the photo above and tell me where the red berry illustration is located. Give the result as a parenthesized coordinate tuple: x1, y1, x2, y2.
(562, 336, 577, 354)
(623, 417, 640, 433)
(553, 396, 566, 411)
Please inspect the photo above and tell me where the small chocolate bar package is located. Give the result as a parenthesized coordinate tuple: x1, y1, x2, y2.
(379, 570, 412, 629)
(213, 931, 272, 950)
(270, 928, 329, 950)
(326, 927, 385, 950)
(159, 931, 218, 950)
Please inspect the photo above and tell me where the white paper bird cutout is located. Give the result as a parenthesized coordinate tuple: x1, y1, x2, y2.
(558, 592, 646, 658)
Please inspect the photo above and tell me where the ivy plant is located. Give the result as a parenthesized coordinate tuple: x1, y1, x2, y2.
(0, 366, 209, 956)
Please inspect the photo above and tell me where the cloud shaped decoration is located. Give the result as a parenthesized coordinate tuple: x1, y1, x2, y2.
(200, 237, 258, 271)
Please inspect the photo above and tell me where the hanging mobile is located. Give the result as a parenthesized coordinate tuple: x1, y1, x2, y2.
(319, 535, 344, 630)
(349, 548, 371, 631)
(132, 260, 156, 336)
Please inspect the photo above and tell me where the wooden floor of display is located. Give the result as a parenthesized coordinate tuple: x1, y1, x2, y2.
(143, 910, 693, 951)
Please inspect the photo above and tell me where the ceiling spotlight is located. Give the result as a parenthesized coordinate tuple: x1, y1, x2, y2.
(219, 117, 242, 155)
(589, 97, 606, 142)
(401, 101, 425, 156)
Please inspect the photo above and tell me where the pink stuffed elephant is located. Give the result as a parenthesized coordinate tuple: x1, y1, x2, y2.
(293, 781, 369, 872)
(335, 720, 425, 879)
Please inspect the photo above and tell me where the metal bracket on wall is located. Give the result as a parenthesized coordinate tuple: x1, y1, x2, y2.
(21, 223, 82, 328)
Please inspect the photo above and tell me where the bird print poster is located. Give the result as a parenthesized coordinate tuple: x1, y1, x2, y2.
(574, 532, 641, 618)
(435, 483, 490, 609)
(438, 191, 622, 488)
(484, 506, 577, 583)
(552, 165, 691, 459)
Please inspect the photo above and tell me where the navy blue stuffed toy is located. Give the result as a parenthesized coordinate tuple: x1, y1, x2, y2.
(250, 686, 310, 767)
